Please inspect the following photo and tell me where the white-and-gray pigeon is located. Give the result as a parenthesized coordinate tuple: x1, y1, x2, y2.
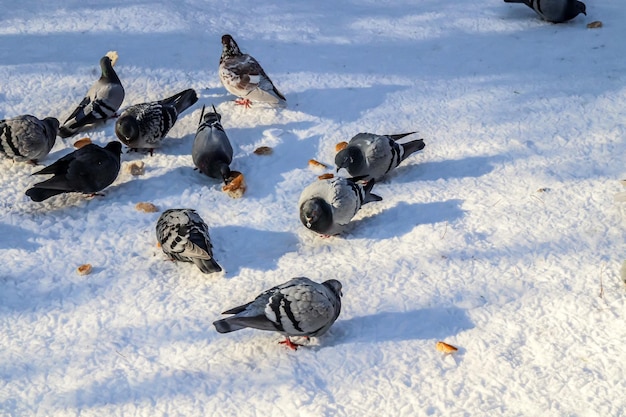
(0, 115, 59, 163)
(219, 34, 286, 108)
(25, 141, 122, 202)
(504, 0, 586, 23)
(115, 89, 198, 154)
(155, 208, 222, 274)
(335, 132, 425, 181)
(213, 277, 342, 350)
(59, 54, 125, 138)
(192, 105, 233, 183)
(299, 176, 382, 236)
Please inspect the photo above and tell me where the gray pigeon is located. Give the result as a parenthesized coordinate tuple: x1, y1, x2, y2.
(219, 34, 286, 108)
(115, 89, 198, 153)
(192, 105, 233, 183)
(156, 208, 222, 274)
(299, 176, 382, 236)
(504, 0, 586, 23)
(335, 132, 425, 181)
(213, 277, 342, 350)
(25, 141, 122, 202)
(0, 115, 59, 163)
(59, 54, 125, 138)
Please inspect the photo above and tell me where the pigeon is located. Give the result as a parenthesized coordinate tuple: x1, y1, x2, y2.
(503, 0, 586, 23)
(192, 105, 233, 183)
(219, 34, 287, 108)
(0, 115, 59, 163)
(335, 132, 425, 181)
(59, 52, 125, 138)
(115, 89, 198, 153)
(156, 208, 222, 274)
(25, 141, 122, 202)
(299, 176, 382, 236)
(213, 277, 342, 350)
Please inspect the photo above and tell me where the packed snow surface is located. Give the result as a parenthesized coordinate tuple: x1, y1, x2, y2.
(1, 0, 625, 416)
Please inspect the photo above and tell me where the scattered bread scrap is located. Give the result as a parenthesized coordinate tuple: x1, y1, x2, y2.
(586, 21, 603, 29)
(536, 187, 550, 193)
(335, 141, 348, 152)
(127, 161, 145, 176)
(73, 137, 92, 149)
(156, 242, 161, 248)
(135, 202, 158, 213)
(77, 264, 93, 276)
(253, 146, 273, 155)
(223, 170, 246, 199)
(105, 50, 119, 66)
(436, 341, 458, 354)
(318, 173, 334, 180)
(308, 159, 328, 169)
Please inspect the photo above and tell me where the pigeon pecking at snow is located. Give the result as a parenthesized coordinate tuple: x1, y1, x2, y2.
(59, 52, 125, 138)
(219, 34, 287, 108)
(299, 176, 382, 236)
(213, 277, 342, 350)
(335, 132, 425, 181)
(192, 105, 234, 184)
(0, 115, 59, 163)
(25, 141, 122, 202)
(503, 0, 586, 23)
(115, 89, 198, 154)
(155, 208, 222, 274)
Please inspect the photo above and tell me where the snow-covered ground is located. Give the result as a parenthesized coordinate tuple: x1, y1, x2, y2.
(1, 1, 625, 416)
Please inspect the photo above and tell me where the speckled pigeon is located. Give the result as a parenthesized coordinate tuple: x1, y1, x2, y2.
(213, 277, 342, 350)
(156, 208, 222, 274)
(504, 0, 586, 23)
(335, 132, 425, 181)
(299, 176, 382, 236)
(25, 141, 122, 202)
(219, 34, 286, 108)
(59, 53, 125, 138)
(0, 115, 59, 163)
(192, 105, 233, 183)
(115, 89, 198, 153)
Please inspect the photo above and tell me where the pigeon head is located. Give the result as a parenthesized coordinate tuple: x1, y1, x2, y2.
(198, 159, 231, 184)
(43, 117, 60, 143)
(323, 279, 343, 298)
(99, 56, 120, 83)
(300, 198, 333, 234)
(104, 141, 123, 156)
(334, 146, 364, 173)
(115, 115, 139, 145)
(577, 1, 586, 15)
(221, 34, 242, 60)
(203, 107, 222, 126)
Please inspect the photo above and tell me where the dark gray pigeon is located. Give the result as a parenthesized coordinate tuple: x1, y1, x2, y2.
(192, 105, 233, 183)
(504, 0, 586, 23)
(219, 34, 286, 108)
(115, 89, 198, 153)
(155, 208, 222, 274)
(298, 176, 382, 236)
(335, 132, 425, 181)
(59, 53, 125, 138)
(213, 277, 342, 350)
(0, 115, 59, 163)
(25, 141, 122, 202)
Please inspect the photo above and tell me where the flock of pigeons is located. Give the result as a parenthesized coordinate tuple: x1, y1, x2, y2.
(0, 0, 588, 350)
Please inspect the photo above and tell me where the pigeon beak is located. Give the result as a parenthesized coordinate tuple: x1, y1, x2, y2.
(335, 167, 340, 173)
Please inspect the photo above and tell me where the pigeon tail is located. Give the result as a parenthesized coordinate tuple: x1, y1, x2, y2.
(162, 89, 198, 114)
(213, 318, 247, 333)
(388, 132, 417, 141)
(401, 139, 425, 160)
(362, 179, 383, 203)
(193, 257, 222, 274)
(25, 187, 65, 202)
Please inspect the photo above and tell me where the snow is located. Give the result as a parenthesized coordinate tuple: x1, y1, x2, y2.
(1, 0, 625, 416)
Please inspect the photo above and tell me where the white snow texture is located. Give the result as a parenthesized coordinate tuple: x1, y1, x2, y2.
(1, 1, 625, 416)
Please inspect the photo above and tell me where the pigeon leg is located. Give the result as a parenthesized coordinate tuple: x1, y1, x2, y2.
(234, 98, 252, 108)
(279, 337, 301, 350)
